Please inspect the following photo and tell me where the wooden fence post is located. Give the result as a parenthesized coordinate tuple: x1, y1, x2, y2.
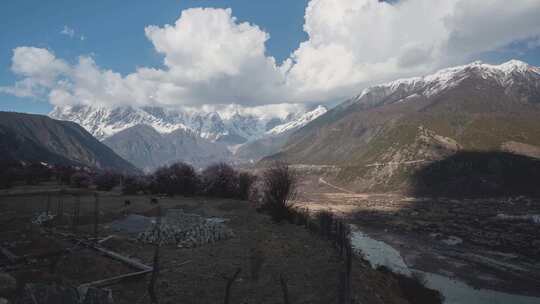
(148, 206, 162, 304)
(57, 193, 63, 226)
(93, 193, 99, 242)
(72, 194, 80, 233)
(280, 274, 290, 304)
(46, 193, 51, 215)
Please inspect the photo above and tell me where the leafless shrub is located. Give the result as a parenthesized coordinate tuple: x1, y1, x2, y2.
(149, 162, 200, 196)
(238, 172, 257, 200)
(122, 175, 146, 195)
(260, 162, 297, 222)
(70, 172, 91, 188)
(23, 163, 51, 185)
(94, 171, 120, 191)
(55, 165, 76, 185)
(202, 162, 238, 198)
(0, 161, 18, 189)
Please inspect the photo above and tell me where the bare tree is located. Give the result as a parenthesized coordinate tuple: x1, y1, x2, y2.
(261, 162, 297, 222)
(150, 162, 199, 196)
(201, 162, 238, 198)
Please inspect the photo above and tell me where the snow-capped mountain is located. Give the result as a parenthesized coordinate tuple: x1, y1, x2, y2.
(270, 59, 540, 191)
(50, 104, 326, 144)
(266, 105, 327, 135)
(234, 105, 328, 162)
(50, 103, 327, 170)
(50, 105, 186, 140)
(342, 60, 540, 110)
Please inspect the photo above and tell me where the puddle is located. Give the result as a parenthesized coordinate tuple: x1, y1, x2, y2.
(349, 225, 540, 304)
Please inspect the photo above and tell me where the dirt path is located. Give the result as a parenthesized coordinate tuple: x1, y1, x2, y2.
(364, 159, 427, 167)
(318, 177, 356, 194)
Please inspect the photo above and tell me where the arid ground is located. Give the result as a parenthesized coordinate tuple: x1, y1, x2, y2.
(0, 182, 441, 304)
(296, 177, 540, 299)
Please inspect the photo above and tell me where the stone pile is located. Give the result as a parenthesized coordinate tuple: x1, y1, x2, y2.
(137, 209, 233, 248)
(31, 212, 55, 225)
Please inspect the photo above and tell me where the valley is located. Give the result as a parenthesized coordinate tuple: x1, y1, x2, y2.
(295, 177, 540, 303)
(2, 2, 540, 303)
(2, 60, 540, 304)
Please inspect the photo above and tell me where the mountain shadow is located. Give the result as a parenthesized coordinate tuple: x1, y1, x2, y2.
(411, 151, 540, 198)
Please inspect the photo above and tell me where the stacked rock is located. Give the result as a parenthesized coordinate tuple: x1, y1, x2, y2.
(31, 212, 55, 225)
(137, 209, 233, 248)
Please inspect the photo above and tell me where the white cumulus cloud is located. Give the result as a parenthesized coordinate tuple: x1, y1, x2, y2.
(285, 0, 540, 102)
(3, 1, 540, 112)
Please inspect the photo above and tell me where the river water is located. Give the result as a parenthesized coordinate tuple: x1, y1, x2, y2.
(349, 227, 540, 304)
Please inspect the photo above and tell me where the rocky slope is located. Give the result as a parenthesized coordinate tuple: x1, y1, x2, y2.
(103, 124, 232, 172)
(235, 105, 327, 162)
(269, 60, 540, 191)
(0, 111, 139, 173)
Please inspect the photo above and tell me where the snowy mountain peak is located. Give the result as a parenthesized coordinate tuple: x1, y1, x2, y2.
(266, 105, 327, 135)
(495, 59, 532, 73)
(346, 59, 540, 109)
(50, 104, 328, 146)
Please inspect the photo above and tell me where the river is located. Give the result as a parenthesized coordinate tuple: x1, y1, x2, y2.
(349, 227, 540, 304)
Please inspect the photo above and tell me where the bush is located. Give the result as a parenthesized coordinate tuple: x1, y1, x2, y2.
(55, 165, 76, 185)
(70, 172, 91, 188)
(201, 163, 239, 198)
(0, 170, 13, 189)
(149, 162, 199, 196)
(23, 163, 51, 185)
(238, 172, 257, 200)
(0, 161, 19, 189)
(94, 171, 120, 191)
(260, 162, 297, 222)
(122, 175, 146, 195)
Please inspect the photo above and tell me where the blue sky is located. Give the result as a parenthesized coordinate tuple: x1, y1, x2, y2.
(0, 0, 308, 113)
(1, 0, 540, 114)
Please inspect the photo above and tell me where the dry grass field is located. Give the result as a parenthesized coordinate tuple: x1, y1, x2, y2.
(0, 182, 440, 304)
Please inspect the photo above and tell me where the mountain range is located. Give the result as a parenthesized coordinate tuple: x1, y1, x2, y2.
(45, 59, 540, 186)
(268, 60, 540, 191)
(50, 104, 327, 170)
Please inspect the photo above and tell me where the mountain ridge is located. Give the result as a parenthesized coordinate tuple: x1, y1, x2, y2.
(50, 104, 328, 145)
(267, 60, 540, 191)
(103, 124, 233, 172)
(50, 104, 328, 169)
(0, 111, 140, 174)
